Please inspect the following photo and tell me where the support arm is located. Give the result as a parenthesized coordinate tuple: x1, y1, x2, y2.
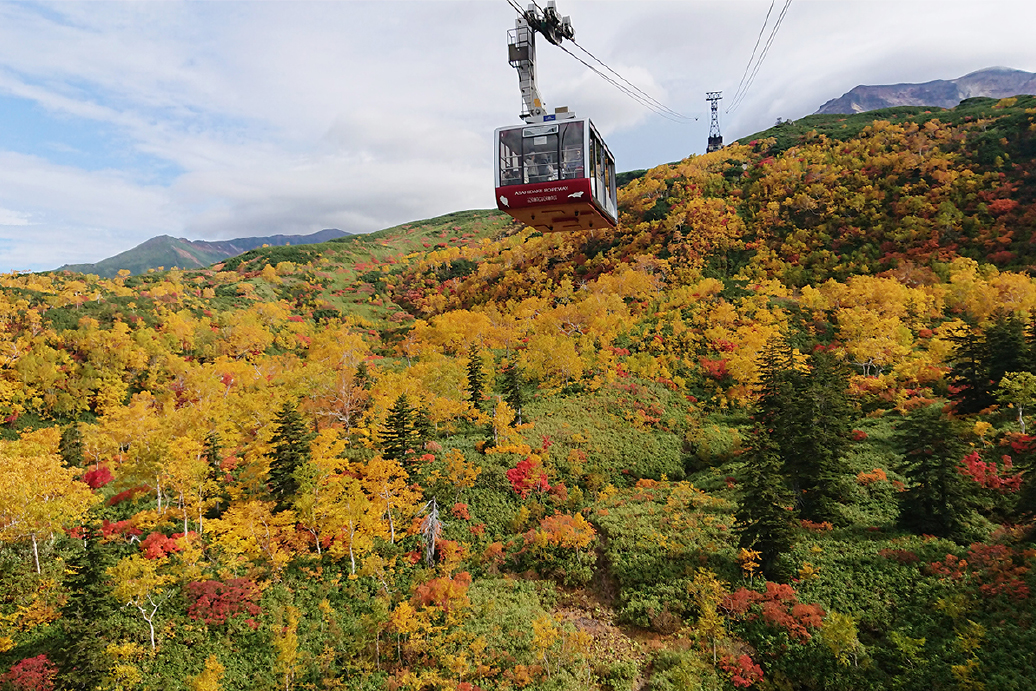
(508, 1, 575, 123)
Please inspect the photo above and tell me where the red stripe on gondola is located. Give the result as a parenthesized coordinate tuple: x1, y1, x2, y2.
(496, 179, 592, 210)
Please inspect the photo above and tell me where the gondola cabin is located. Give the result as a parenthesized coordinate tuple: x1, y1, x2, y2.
(494, 117, 617, 233)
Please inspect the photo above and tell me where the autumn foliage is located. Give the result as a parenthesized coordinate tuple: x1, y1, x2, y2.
(1, 98, 1036, 689)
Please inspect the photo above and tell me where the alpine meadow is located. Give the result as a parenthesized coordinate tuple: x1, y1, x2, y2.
(4, 96, 1036, 690)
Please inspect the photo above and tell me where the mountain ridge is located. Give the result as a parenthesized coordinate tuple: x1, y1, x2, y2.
(57, 228, 350, 277)
(816, 66, 1036, 114)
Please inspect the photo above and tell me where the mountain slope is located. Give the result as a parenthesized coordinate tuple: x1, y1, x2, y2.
(3, 93, 1036, 691)
(58, 228, 350, 277)
(816, 66, 1036, 114)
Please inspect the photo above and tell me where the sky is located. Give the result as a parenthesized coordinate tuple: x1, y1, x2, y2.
(0, 0, 1034, 273)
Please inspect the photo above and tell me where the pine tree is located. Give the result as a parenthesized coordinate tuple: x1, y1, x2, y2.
(204, 431, 228, 519)
(59, 422, 85, 468)
(55, 537, 131, 690)
(467, 343, 486, 411)
(269, 401, 313, 511)
(754, 336, 796, 434)
(737, 427, 796, 580)
(502, 362, 526, 426)
(357, 361, 372, 389)
(986, 310, 1030, 384)
(948, 326, 994, 415)
(896, 403, 971, 538)
(794, 351, 853, 523)
(753, 340, 853, 523)
(381, 393, 421, 466)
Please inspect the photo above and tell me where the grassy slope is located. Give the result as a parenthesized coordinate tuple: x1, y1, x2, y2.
(60, 236, 225, 278)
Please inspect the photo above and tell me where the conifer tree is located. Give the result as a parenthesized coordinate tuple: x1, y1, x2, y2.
(467, 343, 486, 411)
(896, 403, 970, 538)
(737, 427, 796, 580)
(502, 361, 526, 426)
(948, 326, 994, 415)
(269, 401, 313, 511)
(56, 537, 130, 690)
(986, 310, 1030, 384)
(357, 361, 372, 389)
(59, 422, 85, 468)
(793, 351, 853, 522)
(204, 431, 228, 519)
(381, 393, 421, 466)
(753, 339, 853, 523)
(754, 337, 796, 435)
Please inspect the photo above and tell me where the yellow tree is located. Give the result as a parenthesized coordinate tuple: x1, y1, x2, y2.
(486, 398, 515, 448)
(108, 554, 176, 651)
(190, 655, 225, 691)
(304, 328, 372, 431)
(324, 473, 381, 575)
(294, 429, 351, 557)
(0, 430, 99, 573)
(207, 500, 297, 574)
(294, 428, 383, 571)
(427, 449, 482, 503)
(273, 605, 300, 691)
(162, 435, 216, 534)
(361, 455, 420, 545)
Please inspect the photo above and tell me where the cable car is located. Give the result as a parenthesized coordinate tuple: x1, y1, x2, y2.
(495, 1, 618, 233)
(495, 118, 617, 232)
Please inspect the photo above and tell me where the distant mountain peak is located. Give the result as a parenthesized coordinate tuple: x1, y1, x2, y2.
(58, 228, 351, 278)
(816, 66, 1036, 115)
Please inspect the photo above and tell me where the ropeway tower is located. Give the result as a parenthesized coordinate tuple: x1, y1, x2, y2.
(706, 91, 723, 152)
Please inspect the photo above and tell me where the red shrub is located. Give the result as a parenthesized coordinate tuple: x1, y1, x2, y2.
(878, 549, 920, 565)
(139, 532, 189, 559)
(959, 452, 1022, 492)
(101, 519, 142, 539)
(720, 583, 824, 642)
(82, 466, 113, 489)
(413, 572, 472, 613)
(2, 654, 57, 691)
(506, 458, 550, 499)
(187, 579, 262, 627)
(719, 654, 763, 688)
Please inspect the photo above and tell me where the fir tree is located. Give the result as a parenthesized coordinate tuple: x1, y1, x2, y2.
(737, 427, 796, 580)
(753, 340, 853, 523)
(268, 401, 313, 511)
(381, 393, 421, 466)
(986, 310, 1030, 384)
(754, 336, 796, 434)
(59, 422, 85, 468)
(896, 403, 970, 538)
(502, 361, 526, 426)
(357, 361, 372, 389)
(55, 537, 131, 690)
(204, 431, 228, 519)
(793, 351, 853, 523)
(467, 343, 486, 411)
(948, 326, 994, 415)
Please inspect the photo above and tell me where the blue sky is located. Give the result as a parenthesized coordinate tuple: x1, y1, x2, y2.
(0, 0, 1034, 272)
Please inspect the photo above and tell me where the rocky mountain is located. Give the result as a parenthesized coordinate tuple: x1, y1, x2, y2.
(57, 228, 350, 277)
(816, 66, 1036, 114)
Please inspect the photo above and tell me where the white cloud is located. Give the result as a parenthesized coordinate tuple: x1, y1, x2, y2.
(0, 207, 30, 226)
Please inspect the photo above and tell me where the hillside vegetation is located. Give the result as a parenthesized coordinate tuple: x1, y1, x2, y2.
(1, 97, 1036, 691)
